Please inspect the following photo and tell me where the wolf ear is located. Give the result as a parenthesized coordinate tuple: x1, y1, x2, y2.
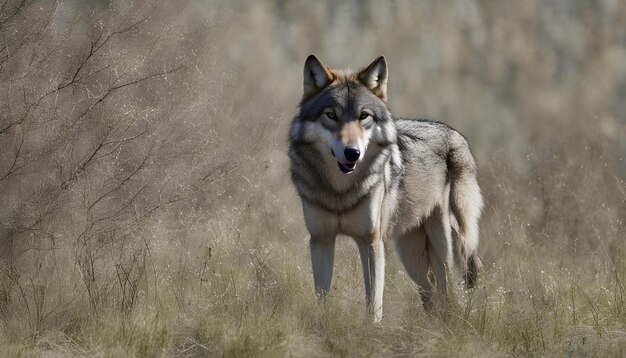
(303, 55, 333, 99)
(358, 56, 388, 101)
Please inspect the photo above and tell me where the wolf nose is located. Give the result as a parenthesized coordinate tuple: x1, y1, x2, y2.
(344, 147, 360, 162)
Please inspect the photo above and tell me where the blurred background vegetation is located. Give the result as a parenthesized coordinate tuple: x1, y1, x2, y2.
(0, 0, 624, 356)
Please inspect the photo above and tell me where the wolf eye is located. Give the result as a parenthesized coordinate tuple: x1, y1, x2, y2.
(326, 112, 337, 120)
(359, 112, 370, 120)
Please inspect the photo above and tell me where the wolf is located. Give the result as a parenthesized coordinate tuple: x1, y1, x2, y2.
(288, 55, 483, 322)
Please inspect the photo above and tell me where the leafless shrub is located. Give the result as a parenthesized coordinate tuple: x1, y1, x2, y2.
(0, 0, 239, 326)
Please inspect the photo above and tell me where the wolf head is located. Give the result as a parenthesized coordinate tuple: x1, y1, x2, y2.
(290, 55, 396, 175)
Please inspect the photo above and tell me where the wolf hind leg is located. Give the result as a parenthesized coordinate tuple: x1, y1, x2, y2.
(310, 235, 336, 298)
(394, 226, 437, 311)
(423, 206, 453, 311)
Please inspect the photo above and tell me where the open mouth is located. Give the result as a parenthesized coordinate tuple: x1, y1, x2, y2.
(331, 149, 357, 174)
(337, 161, 356, 174)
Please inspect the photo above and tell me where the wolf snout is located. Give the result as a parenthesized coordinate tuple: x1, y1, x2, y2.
(344, 147, 360, 162)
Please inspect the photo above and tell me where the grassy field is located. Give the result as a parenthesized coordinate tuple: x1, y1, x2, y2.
(1, 0, 625, 356)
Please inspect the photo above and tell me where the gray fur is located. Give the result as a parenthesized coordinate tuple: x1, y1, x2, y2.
(289, 56, 483, 320)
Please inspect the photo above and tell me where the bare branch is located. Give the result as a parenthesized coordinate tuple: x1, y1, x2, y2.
(0, 128, 25, 181)
(92, 15, 148, 55)
(110, 65, 183, 92)
(0, 0, 27, 26)
(87, 144, 154, 212)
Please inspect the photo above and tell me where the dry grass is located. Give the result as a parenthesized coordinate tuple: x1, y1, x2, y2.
(0, 0, 625, 356)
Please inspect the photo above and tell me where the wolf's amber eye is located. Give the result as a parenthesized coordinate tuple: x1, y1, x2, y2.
(326, 112, 337, 120)
(359, 112, 370, 120)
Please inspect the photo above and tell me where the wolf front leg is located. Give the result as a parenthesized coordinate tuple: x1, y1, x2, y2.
(357, 237, 385, 323)
(310, 235, 336, 298)
(303, 202, 339, 299)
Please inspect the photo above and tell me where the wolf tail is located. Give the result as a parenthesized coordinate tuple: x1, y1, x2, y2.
(448, 132, 484, 288)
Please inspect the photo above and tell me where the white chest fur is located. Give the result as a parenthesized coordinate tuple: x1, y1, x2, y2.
(302, 183, 386, 241)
